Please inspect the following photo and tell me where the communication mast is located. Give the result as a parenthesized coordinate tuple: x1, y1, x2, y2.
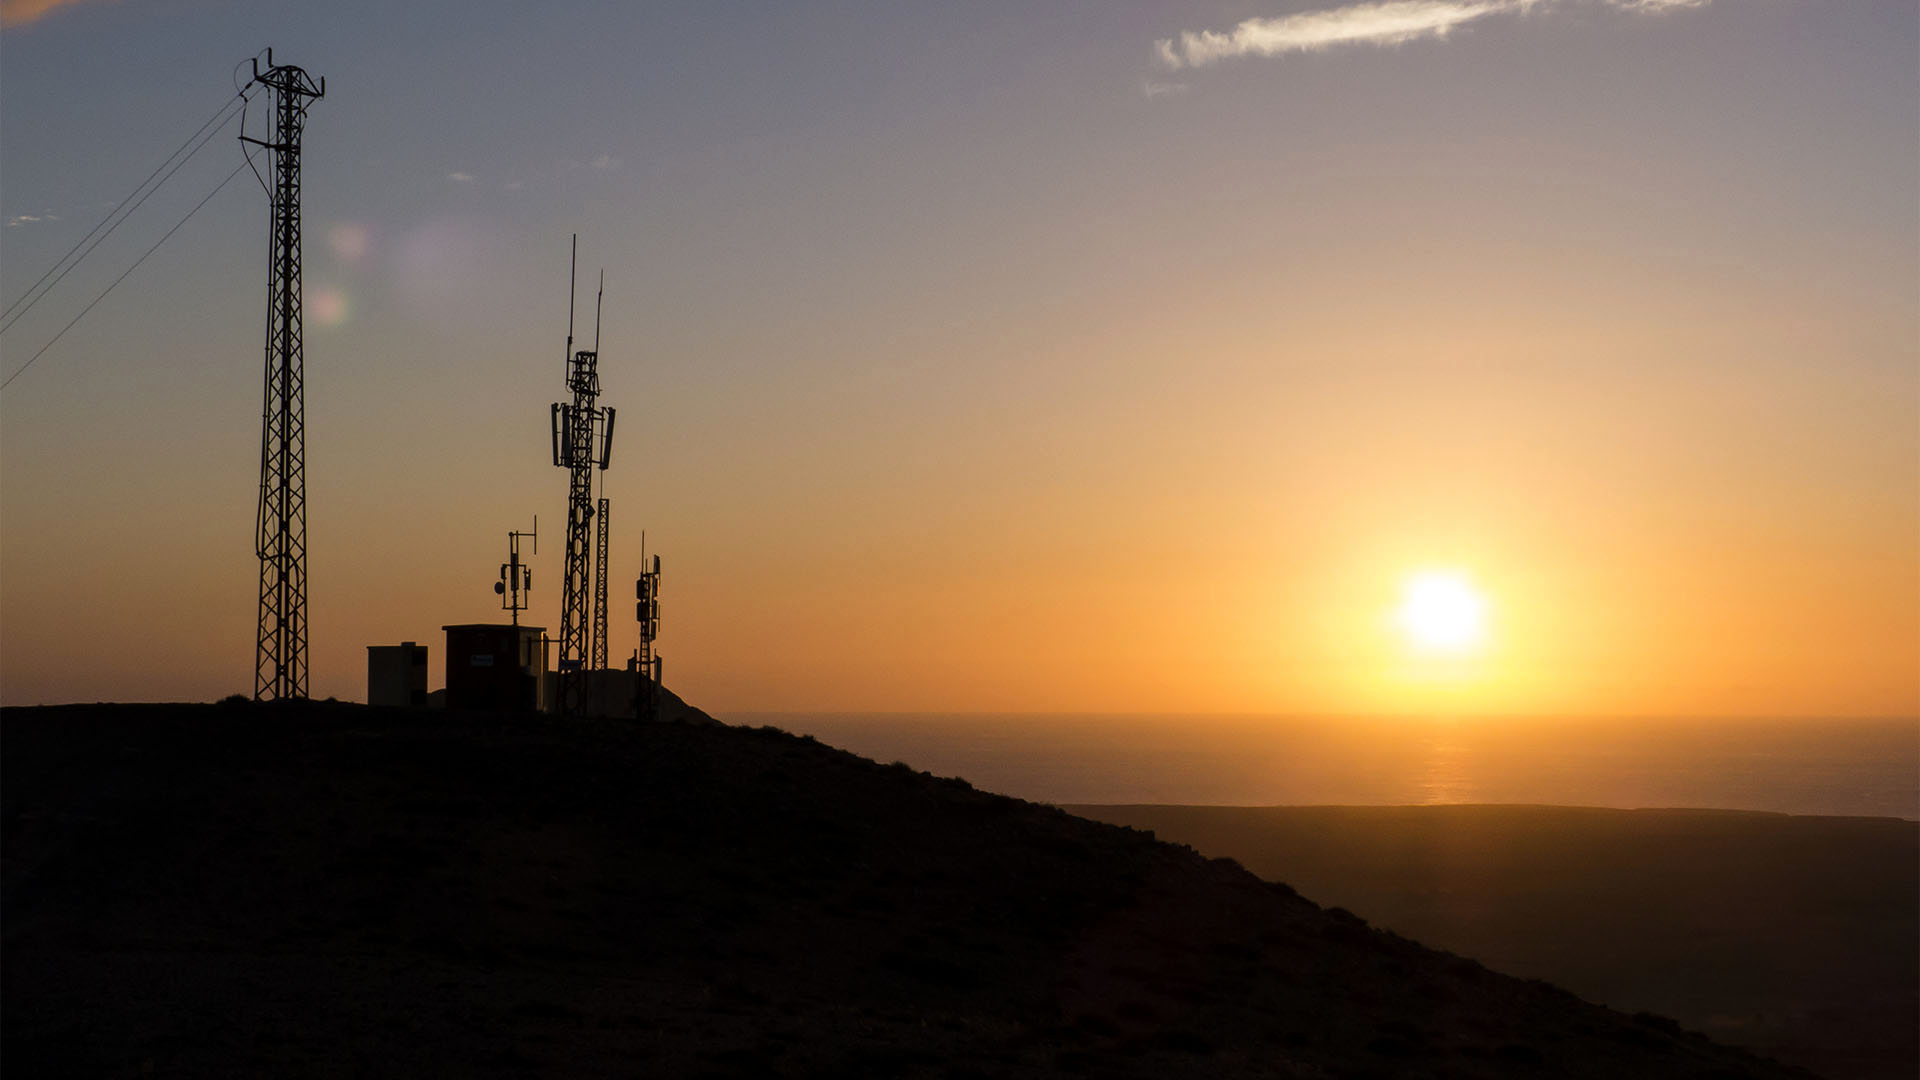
(634, 536, 662, 722)
(243, 49, 324, 702)
(591, 496, 611, 672)
(587, 267, 617, 680)
(550, 242, 615, 716)
(494, 518, 537, 626)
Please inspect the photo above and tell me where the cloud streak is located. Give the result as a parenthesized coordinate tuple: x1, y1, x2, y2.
(1, 0, 113, 29)
(1154, 0, 1709, 70)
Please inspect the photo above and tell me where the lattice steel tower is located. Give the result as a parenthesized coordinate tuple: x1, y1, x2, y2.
(591, 496, 611, 673)
(550, 247, 614, 716)
(244, 50, 324, 701)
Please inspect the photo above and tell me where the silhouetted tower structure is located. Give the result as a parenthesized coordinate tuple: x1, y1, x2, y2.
(550, 245, 615, 716)
(495, 519, 537, 627)
(634, 540, 662, 722)
(243, 50, 324, 701)
(591, 496, 611, 672)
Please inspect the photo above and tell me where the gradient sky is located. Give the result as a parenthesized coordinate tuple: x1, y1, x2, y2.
(2, 0, 1915, 716)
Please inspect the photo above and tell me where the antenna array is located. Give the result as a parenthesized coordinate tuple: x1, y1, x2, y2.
(495, 518, 537, 626)
(635, 542, 662, 722)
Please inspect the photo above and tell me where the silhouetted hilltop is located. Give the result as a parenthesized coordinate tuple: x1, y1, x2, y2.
(3, 702, 1812, 1078)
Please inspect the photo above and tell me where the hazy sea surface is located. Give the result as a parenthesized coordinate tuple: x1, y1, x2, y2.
(722, 713, 1920, 820)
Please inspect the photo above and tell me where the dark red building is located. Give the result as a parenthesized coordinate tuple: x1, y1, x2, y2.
(442, 624, 548, 712)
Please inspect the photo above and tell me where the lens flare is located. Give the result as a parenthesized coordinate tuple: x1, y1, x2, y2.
(327, 222, 370, 262)
(308, 285, 349, 327)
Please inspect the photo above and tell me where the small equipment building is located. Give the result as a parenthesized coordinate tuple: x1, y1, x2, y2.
(442, 624, 548, 712)
(366, 641, 430, 707)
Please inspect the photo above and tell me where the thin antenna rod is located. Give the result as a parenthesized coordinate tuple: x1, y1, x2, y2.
(564, 234, 577, 377)
(593, 269, 604, 353)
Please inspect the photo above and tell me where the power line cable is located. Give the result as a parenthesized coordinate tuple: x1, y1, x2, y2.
(1, 87, 249, 323)
(1, 89, 252, 334)
(0, 92, 251, 336)
(1, 158, 251, 394)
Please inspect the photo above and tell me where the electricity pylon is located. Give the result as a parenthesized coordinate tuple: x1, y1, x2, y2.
(243, 50, 324, 702)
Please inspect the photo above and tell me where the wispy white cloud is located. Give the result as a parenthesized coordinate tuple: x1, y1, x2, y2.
(1143, 80, 1190, 99)
(447, 171, 476, 184)
(590, 154, 621, 171)
(1158, 0, 1514, 68)
(1154, 0, 1711, 70)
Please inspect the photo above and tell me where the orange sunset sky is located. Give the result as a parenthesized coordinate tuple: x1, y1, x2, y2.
(2, 0, 1915, 716)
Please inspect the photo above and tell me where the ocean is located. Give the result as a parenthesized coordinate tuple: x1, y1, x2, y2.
(721, 713, 1920, 820)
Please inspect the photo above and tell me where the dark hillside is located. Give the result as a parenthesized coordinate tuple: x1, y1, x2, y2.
(1066, 804, 1917, 1080)
(4, 703, 1811, 1078)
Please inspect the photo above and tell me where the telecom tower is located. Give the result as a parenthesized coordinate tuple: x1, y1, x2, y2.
(550, 244, 615, 716)
(243, 50, 324, 701)
(634, 541, 662, 722)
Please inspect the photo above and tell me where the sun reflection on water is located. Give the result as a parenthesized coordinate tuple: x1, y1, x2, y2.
(1417, 734, 1477, 804)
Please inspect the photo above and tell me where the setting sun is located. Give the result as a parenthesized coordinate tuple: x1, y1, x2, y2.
(1397, 571, 1488, 655)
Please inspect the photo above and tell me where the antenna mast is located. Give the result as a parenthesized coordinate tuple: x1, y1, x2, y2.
(550, 241, 615, 716)
(564, 234, 576, 379)
(634, 536, 661, 722)
(495, 518, 537, 627)
(242, 49, 324, 702)
(592, 496, 611, 673)
(587, 271, 613, 678)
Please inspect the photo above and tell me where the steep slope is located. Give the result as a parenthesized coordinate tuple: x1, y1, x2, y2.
(3, 703, 1810, 1078)
(1067, 804, 1917, 1080)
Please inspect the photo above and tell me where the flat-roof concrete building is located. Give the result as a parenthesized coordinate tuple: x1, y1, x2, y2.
(367, 642, 429, 707)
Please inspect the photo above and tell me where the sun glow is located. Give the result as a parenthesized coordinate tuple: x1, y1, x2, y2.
(1397, 571, 1488, 655)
